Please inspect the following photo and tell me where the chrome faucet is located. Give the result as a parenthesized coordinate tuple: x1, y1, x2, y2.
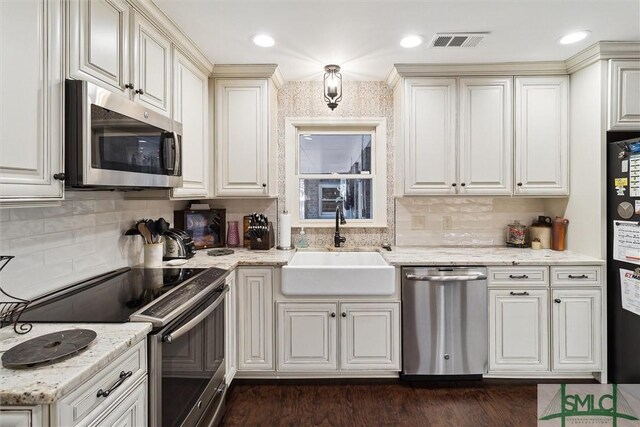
(334, 203, 347, 247)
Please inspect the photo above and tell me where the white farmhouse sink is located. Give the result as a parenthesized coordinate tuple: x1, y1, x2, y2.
(281, 251, 395, 296)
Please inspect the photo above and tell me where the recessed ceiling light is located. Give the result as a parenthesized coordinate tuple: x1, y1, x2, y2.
(252, 34, 275, 47)
(558, 30, 591, 45)
(400, 35, 424, 48)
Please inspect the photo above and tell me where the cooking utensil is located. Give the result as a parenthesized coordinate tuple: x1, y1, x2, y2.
(137, 222, 153, 244)
(156, 218, 170, 239)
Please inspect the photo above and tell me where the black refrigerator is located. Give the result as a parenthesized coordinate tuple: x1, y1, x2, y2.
(607, 132, 640, 383)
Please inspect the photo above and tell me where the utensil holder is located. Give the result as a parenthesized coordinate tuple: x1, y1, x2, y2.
(250, 224, 275, 250)
(144, 243, 164, 267)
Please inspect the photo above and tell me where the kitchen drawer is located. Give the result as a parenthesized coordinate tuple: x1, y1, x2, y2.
(551, 266, 603, 286)
(55, 339, 147, 426)
(488, 267, 548, 287)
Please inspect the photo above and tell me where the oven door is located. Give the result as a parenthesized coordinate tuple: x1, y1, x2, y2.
(150, 285, 228, 427)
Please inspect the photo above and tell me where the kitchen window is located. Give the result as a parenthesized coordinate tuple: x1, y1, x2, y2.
(285, 118, 387, 227)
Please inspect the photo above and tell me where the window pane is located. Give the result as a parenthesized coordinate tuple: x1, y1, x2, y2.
(299, 134, 372, 174)
(299, 178, 372, 220)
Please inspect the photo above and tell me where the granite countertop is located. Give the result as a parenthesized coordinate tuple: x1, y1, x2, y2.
(380, 247, 606, 266)
(0, 322, 151, 405)
(169, 246, 604, 269)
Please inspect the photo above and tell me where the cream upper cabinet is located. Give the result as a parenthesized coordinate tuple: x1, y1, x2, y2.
(68, 1, 174, 117)
(171, 49, 210, 199)
(132, 12, 172, 115)
(215, 78, 275, 197)
(608, 59, 640, 130)
(403, 78, 457, 195)
(514, 76, 569, 195)
(0, 0, 64, 202)
(459, 77, 513, 195)
(67, 0, 130, 95)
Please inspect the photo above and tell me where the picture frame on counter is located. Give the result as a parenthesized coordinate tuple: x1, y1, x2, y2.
(174, 209, 226, 249)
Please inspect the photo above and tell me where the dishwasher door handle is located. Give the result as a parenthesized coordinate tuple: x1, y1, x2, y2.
(404, 274, 487, 282)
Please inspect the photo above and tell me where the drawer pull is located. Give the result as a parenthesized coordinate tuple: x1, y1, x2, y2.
(509, 274, 529, 279)
(96, 371, 133, 398)
(568, 274, 589, 279)
(509, 291, 530, 296)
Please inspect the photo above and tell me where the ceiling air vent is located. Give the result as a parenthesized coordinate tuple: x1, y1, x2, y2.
(430, 33, 488, 48)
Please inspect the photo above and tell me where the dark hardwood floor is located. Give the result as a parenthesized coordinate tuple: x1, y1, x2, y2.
(220, 380, 540, 427)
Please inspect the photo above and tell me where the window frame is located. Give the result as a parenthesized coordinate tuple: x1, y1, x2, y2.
(285, 117, 387, 228)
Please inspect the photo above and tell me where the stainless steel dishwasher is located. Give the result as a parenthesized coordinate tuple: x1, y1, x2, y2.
(402, 266, 488, 378)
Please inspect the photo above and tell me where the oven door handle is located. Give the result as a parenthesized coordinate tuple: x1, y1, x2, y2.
(162, 285, 229, 343)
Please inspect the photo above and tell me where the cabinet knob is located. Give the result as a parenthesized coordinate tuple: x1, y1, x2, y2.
(341, 312, 347, 318)
(53, 173, 65, 181)
(135, 89, 144, 95)
(554, 298, 562, 304)
(331, 312, 336, 318)
(124, 83, 134, 90)
(517, 182, 523, 187)
(262, 183, 267, 188)
(460, 183, 466, 187)
(451, 183, 457, 187)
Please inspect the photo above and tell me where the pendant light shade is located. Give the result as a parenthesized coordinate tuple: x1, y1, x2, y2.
(323, 65, 342, 110)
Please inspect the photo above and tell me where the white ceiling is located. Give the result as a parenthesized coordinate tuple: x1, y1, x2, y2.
(154, 0, 640, 81)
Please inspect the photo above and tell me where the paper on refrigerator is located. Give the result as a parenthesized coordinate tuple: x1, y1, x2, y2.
(620, 269, 640, 317)
(613, 221, 640, 265)
(631, 154, 640, 197)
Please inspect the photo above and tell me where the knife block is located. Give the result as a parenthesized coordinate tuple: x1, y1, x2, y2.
(250, 224, 275, 250)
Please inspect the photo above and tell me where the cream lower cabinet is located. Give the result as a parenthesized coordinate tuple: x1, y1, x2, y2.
(276, 302, 400, 372)
(552, 289, 602, 371)
(224, 271, 238, 383)
(237, 268, 274, 371)
(489, 289, 550, 372)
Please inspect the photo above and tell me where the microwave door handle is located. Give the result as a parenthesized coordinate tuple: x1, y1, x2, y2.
(162, 285, 229, 343)
(172, 132, 181, 176)
(161, 132, 175, 173)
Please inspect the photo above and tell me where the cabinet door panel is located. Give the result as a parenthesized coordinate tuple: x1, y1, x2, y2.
(171, 50, 210, 198)
(68, 0, 130, 94)
(237, 268, 273, 370)
(609, 59, 640, 130)
(489, 289, 549, 371)
(0, 0, 64, 200)
(459, 78, 513, 195)
(404, 78, 457, 194)
(340, 302, 400, 370)
(552, 289, 602, 371)
(224, 273, 237, 383)
(277, 302, 337, 371)
(92, 378, 147, 427)
(215, 79, 269, 196)
(514, 76, 569, 195)
(133, 13, 171, 115)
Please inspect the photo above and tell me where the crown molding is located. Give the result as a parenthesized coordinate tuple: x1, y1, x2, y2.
(565, 41, 640, 74)
(134, 0, 214, 74)
(211, 64, 285, 89)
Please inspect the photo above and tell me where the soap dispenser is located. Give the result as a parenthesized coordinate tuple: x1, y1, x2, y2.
(297, 227, 309, 248)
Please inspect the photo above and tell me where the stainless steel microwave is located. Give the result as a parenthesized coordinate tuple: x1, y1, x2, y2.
(65, 80, 183, 189)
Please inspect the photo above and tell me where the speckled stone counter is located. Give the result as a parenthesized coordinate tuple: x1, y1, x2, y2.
(171, 246, 603, 269)
(163, 247, 294, 270)
(0, 322, 151, 405)
(380, 247, 605, 266)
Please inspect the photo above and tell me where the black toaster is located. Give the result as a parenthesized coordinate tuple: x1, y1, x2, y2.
(163, 228, 196, 260)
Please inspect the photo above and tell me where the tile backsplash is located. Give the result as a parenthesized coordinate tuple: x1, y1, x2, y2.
(0, 192, 183, 299)
(395, 197, 546, 246)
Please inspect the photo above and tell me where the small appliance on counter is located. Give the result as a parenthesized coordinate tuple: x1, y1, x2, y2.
(506, 220, 528, 247)
(163, 228, 196, 260)
(174, 209, 226, 249)
(530, 216, 553, 249)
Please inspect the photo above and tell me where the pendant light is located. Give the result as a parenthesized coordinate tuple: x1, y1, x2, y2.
(323, 65, 342, 110)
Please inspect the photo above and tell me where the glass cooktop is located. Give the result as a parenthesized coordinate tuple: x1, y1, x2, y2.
(20, 267, 214, 324)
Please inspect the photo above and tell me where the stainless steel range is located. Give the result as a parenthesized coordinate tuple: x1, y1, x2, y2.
(21, 266, 229, 427)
